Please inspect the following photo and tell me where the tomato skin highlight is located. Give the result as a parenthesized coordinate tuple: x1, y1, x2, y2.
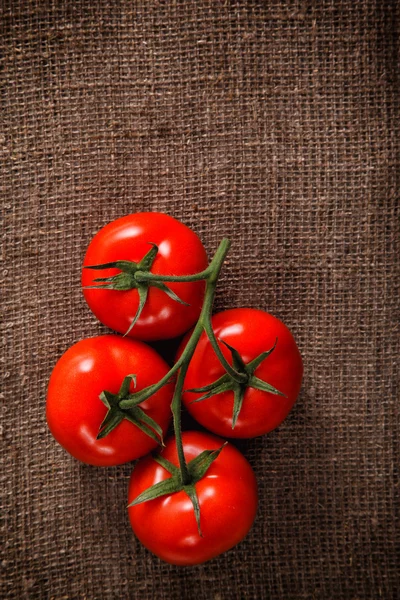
(46, 335, 173, 466)
(178, 308, 303, 438)
(128, 431, 258, 565)
(81, 213, 208, 341)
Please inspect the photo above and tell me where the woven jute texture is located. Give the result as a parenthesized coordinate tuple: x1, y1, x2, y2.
(1, 1, 399, 598)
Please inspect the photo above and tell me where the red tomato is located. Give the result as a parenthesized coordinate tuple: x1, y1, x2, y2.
(46, 335, 173, 466)
(128, 431, 258, 565)
(82, 213, 208, 340)
(179, 308, 303, 438)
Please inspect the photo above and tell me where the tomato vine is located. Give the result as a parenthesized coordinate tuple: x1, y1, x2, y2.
(47, 212, 303, 565)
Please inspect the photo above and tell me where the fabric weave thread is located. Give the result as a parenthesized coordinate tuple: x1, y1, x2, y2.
(1, 1, 398, 598)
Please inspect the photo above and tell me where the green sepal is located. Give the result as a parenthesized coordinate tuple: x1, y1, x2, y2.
(83, 284, 116, 290)
(86, 276, 115, 283)
(96, 374, 164, 445)
(128, 476, 181, 507)
(183, 485, 202, 536)
(186, 372, 231, 395)
(232, 384, 245, 429)
(83, 272, 137, 291)
(83, 243, 193, 335)
(122, 245, 157, 334)
(83, 259, 138, 273)
(127, 444, 227, 536)
(97, 407, 124, 439)
(186, 373, 233, 403)
(110, 272, 138, 291)
(83, 245, 158, 292)
(153, 454, 180, 476)
(124, 406, 164, 446)
(119, 374, 137, 397)
(124, 284, 149, 336)
(246, 338, 278, 374)
(187, 445, 227, 482)
(83, 259, 141, 291)
(218, 338, 246, 372)
(138, 243, 158, 271)
(186, 338, 285, 427)
(190, 380, 234, 403)
(99, 389, 117, 409)
(152, 281, 190, 306)
(249, 375, 286, 397)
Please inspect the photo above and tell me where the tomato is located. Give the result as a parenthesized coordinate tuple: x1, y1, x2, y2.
(178, 308, 303, 438)
(46, 335, 174, 466)
(128, 431, 258, 565)
(82, 213, 208, 340)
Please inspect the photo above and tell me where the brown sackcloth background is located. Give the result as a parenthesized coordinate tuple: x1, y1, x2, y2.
(1, 1, 399, 598)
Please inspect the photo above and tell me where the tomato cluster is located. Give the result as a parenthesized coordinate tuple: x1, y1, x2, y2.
(46, 212, 303, 566)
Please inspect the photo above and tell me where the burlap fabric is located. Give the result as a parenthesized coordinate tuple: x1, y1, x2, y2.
(2, 1, 398, 598)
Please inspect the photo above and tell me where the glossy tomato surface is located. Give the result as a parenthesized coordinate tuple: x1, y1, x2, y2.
(46, 335, 173, 466)
(82, 213, 208, 340)
(128, 431, 258, 565)
(179, 308, 303, 438)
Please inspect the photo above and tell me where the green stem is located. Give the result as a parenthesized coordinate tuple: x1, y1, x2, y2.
(121, 238, 234, 483)
(170, 238, 231, 483)
(134, 268, 212, 284)
(171, 363, 191, 483)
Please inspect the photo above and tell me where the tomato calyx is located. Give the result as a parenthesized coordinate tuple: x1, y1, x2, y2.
(128, 443, 227, 536)
(97, 374, 165, 446)
(187, 338, 286, 428)
(83, 243, 189, 335)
